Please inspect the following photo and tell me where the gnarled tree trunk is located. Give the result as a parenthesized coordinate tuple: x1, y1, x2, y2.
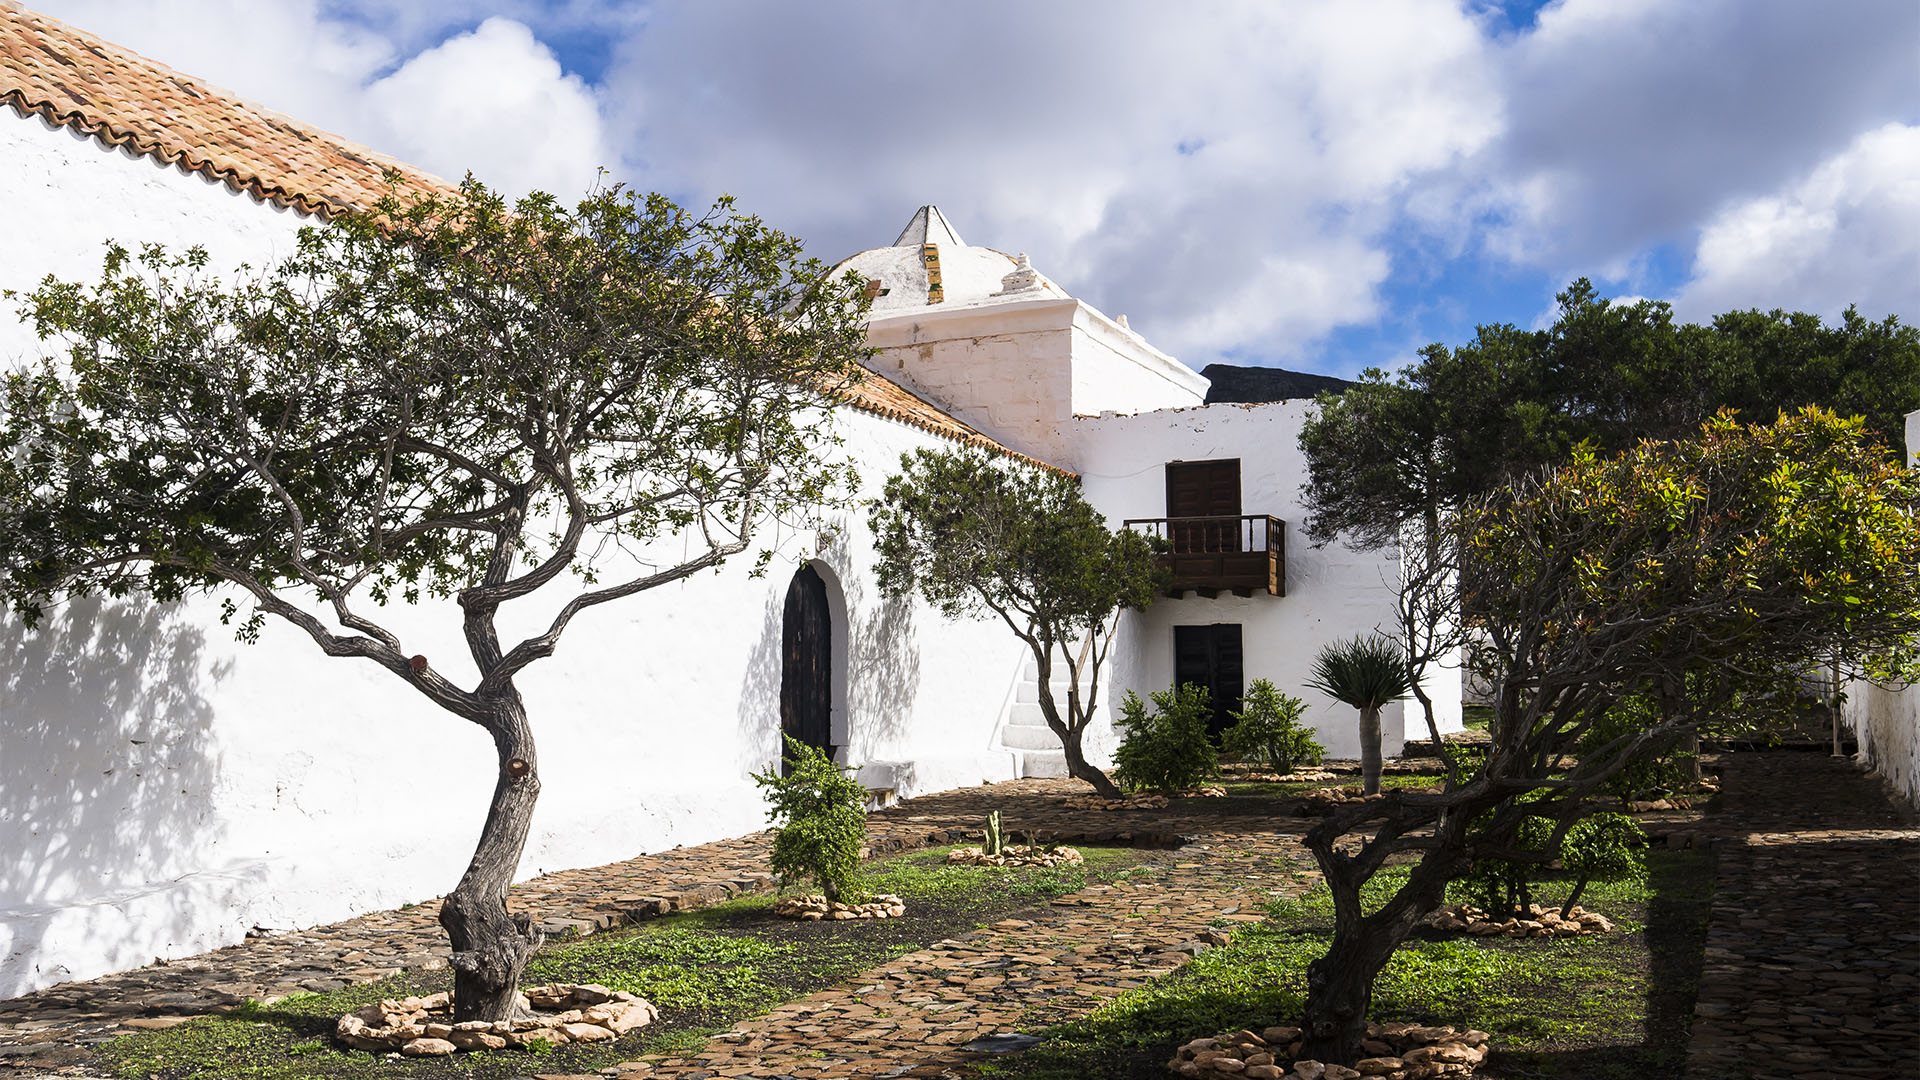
(1033, 650, 1123, 799)
(440, 690, 544, 1022)
(1298, 825, 1456, 1063)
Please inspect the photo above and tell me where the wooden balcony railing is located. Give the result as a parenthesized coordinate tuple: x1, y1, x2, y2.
(1122, 514, 1285, 598)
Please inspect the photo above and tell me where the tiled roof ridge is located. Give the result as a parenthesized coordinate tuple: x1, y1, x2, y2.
(837, 369, 1074, 478)
(0, 1, 454, 218)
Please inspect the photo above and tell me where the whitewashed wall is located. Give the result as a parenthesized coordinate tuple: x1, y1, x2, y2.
(1072, 402, 1464, 759)
(864, 297, 1204, 466)
(0, 113, 309, 364)
(1840, 407, 1920, 808)
(0, 110, 1028, 996)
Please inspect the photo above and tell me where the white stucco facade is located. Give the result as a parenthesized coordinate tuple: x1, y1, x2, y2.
(1840, 407, 1920, 808)
(1074, 403, 1462, 759)
(0, 71, 1422, 999)
(0, 110, 1039, 995)
(0, 113, 308, 363)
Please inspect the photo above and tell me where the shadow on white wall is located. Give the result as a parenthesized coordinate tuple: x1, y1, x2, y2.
(0, 597, 228, 988)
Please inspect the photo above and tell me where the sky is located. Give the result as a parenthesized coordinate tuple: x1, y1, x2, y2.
(28, 0, 1920, 379)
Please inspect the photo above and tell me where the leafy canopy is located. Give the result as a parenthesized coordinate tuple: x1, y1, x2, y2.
(868, 446, 1163, 643)
(0, 182, 869, 660)
(1301, 279, 1920, 548)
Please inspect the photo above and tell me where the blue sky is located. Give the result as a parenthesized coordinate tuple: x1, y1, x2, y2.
(33, 0, 1920, 379)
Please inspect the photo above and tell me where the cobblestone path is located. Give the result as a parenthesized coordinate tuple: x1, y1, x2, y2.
(1686, 753, 1920, 1080)
(0, 779, 1313, 1072)
(641, 833, 1316, 1079)
(5, 755, 1918, 1079)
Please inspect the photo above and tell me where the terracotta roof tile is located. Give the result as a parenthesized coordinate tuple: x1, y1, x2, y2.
(839, 367, 1069, 475)
(0, 3, 1054, 472)
(0, 1, 454, 217)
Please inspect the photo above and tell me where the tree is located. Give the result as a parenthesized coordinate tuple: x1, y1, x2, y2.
(1300, 280, 1920, 551)
(1306, 636, 1412, 796)
(1292, 410, 1920, 1064)
(0, 182, 869, 1021)
(1301, 281, 1920, 783)
(868, 447, 1165, 798)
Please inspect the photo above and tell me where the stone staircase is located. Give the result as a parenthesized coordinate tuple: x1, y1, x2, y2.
(997, 655, 1074, 778)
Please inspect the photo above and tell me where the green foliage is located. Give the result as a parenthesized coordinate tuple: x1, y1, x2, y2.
(1560, 813, 1646, 917)
(1306, 636, 1411, 709)
(1112, 683, 1221, 793)
(0, 178, 867, 636)
(1299, 278, 1920, 550)
(751, 736, 867, 904)
(1220, 679, 1323, 774)
(1579, 698, 1693, 806)
(868, 447, 1164, 638)
(1460, 811, 1554, 921)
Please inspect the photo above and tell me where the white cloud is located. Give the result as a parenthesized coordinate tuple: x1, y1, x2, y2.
(605, 0, 1501, 365)
(1468, 0, 1919, 278)
(360, 18, 611, 197)
(29, 1, 615, 198)
(1675, 123, 1920, 321)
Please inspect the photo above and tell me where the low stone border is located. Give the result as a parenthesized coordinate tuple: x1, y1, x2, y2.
(1424, 902, 1615, 937)
(1063, 788, 1226, 811)
(334, 983, 656, 1055)
(1293, 785, 1440, 815)
(945, 845, 1085, 867)
(771, 893, 906, 920)
(1170, 1022, 1490, 1079)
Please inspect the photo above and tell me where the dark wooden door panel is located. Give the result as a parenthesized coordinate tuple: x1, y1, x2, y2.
(781, 564, 833, 772)
(1173, 623, 1244, 743)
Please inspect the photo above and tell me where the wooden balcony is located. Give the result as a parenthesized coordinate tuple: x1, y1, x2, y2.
(1122, 514, 1285, 598)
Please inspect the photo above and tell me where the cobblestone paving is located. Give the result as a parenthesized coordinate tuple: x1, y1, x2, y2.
(638, 833, 1316, 1079)
(5, 754, 1916, 1079)
(0, 778, 1313, 1073)
(1685, 753, 1920, 1080)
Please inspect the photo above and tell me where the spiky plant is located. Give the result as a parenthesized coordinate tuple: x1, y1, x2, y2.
(1307, 636, 1412, 795)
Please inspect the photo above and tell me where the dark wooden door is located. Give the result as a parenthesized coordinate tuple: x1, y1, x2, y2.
(1166, 459, 1241, 553)
(781, 565, 833, 772)
(1174, 623, 1244, 743)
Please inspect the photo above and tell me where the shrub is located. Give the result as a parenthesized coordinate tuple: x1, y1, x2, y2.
(1559, 812, 1645, 916)
(1460, 811, 1553, 921)
(1580, 696, 1695, 805)
(1221, 679, 1324, 774)
(751, 736, 867, 903)
(1113, 683, 1221, 793)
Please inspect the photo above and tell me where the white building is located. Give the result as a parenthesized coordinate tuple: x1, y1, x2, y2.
(1841, 407, 1920, 809)
(0, 4, 1439, 998)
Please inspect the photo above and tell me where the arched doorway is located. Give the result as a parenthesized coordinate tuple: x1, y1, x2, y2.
(780, 564, 834, 772)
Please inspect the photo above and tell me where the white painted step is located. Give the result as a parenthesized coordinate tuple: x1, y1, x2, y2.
(1018, 748, 1070, 778)
(1000, 722, 1062, 750)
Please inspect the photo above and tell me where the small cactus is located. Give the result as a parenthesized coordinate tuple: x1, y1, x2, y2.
(983, 810, 1005, 857)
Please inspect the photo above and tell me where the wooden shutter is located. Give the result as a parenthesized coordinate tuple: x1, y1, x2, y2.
(1166, 460, 1242, 553)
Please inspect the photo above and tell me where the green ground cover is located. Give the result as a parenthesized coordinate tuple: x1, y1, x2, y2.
(94, 844, 1149, 1080)
(978, 848, 1715, 1080)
